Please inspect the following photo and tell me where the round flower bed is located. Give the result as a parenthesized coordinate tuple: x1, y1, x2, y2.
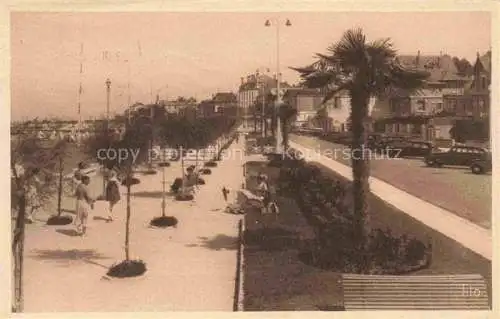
(197, 177, 206, 185)
(150, 216, 178, 228)
(175, 193, 194, 201)
(204, 161, 217, 167)
(200, 168, 212, 175)
(143, 169, 157, 175)
(46, 215, 73, 226)
(121, 176, 141, 187)
(107, 260, 147, 278)
(158, 162, 171, 168)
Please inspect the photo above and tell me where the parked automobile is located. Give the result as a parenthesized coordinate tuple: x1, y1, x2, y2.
(470, 156, 492, 174)
(424, 145, 488, 168)
(375, 136, 409, 154)
(386, 140, 436, 158)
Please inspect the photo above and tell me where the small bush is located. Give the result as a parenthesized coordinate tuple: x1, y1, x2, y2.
(200, 168, 212, 175)
(46, 215, 73, 226)
(121, 176, 141, 187)
(150, 216, 178, 228)
(143, 169, 157, 175)
(204, 161, 217, 167)
(107, 260, 147, 278)
(158, 162, 171, 168)
(175, 193, 194, 201)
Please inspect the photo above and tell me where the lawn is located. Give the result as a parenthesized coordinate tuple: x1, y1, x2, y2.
(242, 160, 492, 311)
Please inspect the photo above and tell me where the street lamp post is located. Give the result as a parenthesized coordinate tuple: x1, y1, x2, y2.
(106, 78, 111, 123)
(102, 78, 111, 195)
(265, 18, 291, 154)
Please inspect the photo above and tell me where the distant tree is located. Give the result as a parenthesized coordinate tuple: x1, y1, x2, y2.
(11, 129, 63, 312)
(452, 56, 473, 76)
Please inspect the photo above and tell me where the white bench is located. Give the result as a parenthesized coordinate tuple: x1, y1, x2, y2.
(237, 189, 264, 210)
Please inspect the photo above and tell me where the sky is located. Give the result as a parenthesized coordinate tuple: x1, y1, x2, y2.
(10, 11, 491, 121)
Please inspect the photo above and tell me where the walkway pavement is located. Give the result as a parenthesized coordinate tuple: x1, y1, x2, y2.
(23, 137, 246, 312)
(289, 141, 492, 261)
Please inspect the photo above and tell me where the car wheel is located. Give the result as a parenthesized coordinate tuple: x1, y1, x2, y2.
(471, 165, 483, 174)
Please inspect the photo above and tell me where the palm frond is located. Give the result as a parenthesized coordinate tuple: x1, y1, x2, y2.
(331, 28, 368, 69)
(322, 84, 351, 104)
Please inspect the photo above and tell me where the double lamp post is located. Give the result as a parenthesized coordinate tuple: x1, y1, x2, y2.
(265, 17, 291, 154)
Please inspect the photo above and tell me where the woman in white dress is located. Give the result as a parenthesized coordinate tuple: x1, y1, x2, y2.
(74, 175, 94, 235)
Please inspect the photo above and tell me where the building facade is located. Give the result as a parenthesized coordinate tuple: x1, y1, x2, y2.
(371, 52, 472, 141)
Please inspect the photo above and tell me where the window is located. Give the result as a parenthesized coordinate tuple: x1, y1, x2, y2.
(482, 77, 487, 90)
(334, 96, 341, 109)
(416, 99, 426, 111)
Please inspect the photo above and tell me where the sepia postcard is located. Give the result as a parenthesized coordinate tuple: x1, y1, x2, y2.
(2, 0, 498, 318)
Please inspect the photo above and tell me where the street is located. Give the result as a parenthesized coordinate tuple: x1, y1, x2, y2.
(290, 134, 492, 229)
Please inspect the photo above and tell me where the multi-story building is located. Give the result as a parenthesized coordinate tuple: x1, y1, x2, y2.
(198, 92, 238, 118)
(371, 52, 471, 140)
(443, 51, 491, 119)
(283, 88, 323, 127)
(238, 72, 291, 130)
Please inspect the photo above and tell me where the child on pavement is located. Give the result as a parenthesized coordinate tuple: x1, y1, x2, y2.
(104, 171, 121, 222)
(74, 175, 94, 235)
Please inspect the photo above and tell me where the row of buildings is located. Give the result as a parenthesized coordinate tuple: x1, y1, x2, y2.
(236, 51, 491, 145)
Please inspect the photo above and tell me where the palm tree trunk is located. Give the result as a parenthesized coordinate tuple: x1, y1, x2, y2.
(253, 111, 257, 133)
(12, 191, 26, 312)
(349, 90, 371, 254)
(264, 118, 268, 137)
(271, 110, 277, 137)
(281, 114, 289, 152)
(57, 156, 63, 216)
(125, 175, 131, 261)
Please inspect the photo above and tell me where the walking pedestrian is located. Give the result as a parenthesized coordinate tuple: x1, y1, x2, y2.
(74, 175, 94, 235)
(222, 187, 229, 202)
(25, 168, 42, 223)
(72, 162, 85, 191)
(104, 171, 121, 222)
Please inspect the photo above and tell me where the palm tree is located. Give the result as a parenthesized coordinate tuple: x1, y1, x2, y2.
(291, 28, 428, 252)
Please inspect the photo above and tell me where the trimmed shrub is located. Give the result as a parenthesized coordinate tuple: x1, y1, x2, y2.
(107, 260, 147, 278)
(175, 193, 194, 201)
(150, 216, 178, 228)
(200, 168, 212, 175)
(204, 161, 217, 167)
(46, 215, 73, 226)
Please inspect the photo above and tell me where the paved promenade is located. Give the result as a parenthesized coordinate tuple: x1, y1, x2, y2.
(289, 141, 492, 261)
(23, 138, 246, 312)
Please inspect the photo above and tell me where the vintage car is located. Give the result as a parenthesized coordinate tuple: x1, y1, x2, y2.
(385, 140, 436, 158)
(470, 156, 492, 174)
(424, 145, 488, 168)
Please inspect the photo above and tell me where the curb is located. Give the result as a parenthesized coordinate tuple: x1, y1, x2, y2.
(233, 217, 245, 311)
